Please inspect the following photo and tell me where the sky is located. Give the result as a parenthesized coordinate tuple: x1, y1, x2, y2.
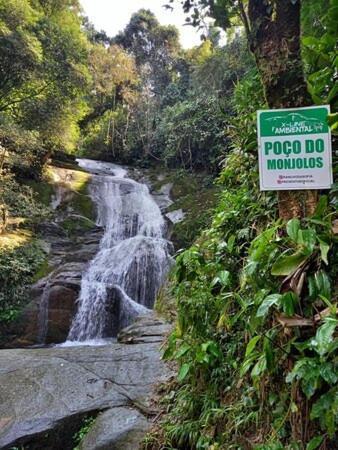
(80, 0, 203, 49)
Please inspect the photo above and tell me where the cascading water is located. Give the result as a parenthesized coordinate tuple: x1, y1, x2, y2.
(67, 159, 173, 343)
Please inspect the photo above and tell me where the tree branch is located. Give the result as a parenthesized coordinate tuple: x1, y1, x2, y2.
(238, 0, 251, 39)
(0, 84, 49, 112)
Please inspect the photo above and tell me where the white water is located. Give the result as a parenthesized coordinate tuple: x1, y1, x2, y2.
(66, 159, 172, 343)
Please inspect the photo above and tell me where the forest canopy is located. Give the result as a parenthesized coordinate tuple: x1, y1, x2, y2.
(0, 1, 337, 448)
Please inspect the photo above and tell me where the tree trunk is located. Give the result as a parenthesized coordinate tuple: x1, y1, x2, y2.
(248, 0, 317, 219)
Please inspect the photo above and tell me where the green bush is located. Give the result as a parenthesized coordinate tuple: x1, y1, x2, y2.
(154, 95, 228, 172)
(0, 238, 47, 322)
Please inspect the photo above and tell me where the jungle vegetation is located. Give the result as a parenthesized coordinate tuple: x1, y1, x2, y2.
(0, 0, 337, 448)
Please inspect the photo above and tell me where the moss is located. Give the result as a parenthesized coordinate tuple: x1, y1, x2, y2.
(25, 169, 55, 206)
(31, 257, 53, 283)
(73, 414, 97, 449)
(66, 170, 95, 222)
(69, 170, 91, 192)
(71, 191, 95, 222)
(46, 165, 96, 235)
(61, 215, 96, 234)
(148, 168, 219, 249)
(146, 167, 219, 248)
(171, 187, 219, 249)
(51, 159, 88, 172)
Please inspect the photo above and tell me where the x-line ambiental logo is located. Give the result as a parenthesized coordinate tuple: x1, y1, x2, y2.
(265, 112, 325, 135)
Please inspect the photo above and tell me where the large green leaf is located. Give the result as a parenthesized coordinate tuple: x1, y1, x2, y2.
(297, 229, 317, 253)
(281, 291, 298, 316)
(245, 335, 261, 357)
(174, 342, 191, 359)
(311, 318, 337, 356)
(314, 270, 331, 301)
(313, 195, 328, 219)
(211, 270, 231, 287)
(319, 239, 330, 265)
(286, 218, 300, 242)
(306, 435, 324, 450)
(271, 251, 308, 276)
(256, 294, 282, 317)
(178, 363, 191, 382)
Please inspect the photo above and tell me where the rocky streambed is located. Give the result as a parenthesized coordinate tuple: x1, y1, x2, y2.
(0, 159, 180, 449)
(0, 317, 172, 449)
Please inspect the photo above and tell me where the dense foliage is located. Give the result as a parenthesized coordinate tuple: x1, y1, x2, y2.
(0, 236, 47, 322)
(80, 10, 253, 171)
(142, 1, 338, 449)
(0, 1, 336, 447)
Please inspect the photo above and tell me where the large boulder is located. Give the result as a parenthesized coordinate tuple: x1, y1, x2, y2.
(0, 316, 171, 450)
(79, 407, 150, 450)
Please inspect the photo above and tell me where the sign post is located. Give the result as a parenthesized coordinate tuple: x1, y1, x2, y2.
(257, 105, 332, 191)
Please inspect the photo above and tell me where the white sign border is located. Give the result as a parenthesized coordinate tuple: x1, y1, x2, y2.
(257, 105, 333, 191)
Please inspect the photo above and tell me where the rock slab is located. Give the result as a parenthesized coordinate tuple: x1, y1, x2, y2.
(0, 316, 171, 449)
(80, 407, 150, 450)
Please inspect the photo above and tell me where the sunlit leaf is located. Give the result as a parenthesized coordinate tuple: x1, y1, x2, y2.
(256, 294, 282, 317)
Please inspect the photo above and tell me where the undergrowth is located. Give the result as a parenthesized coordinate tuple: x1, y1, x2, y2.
(0, 237, 47, 322)
(142, 74, 337, 449)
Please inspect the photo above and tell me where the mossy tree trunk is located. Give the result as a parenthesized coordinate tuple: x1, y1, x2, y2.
(247, 0, 318, 219)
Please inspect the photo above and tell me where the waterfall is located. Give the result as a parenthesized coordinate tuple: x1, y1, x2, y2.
(67, 159, 173, 342)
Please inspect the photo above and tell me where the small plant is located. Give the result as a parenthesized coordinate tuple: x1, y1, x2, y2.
(73, 416, 96, 449)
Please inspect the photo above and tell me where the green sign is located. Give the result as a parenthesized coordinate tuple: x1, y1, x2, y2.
(257, 105, 332, 191)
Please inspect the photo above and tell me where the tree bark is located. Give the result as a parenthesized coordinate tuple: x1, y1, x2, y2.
(247, 0, 317, 219)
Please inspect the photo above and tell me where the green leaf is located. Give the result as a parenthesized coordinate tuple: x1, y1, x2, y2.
(311, 317, 337, 356)
(174, 342, 191, 359)
(307, 276, 317, 300)
(201, 340, 221, 359)
(327, 112, 338, 131)
(306, 435, 324, 450)
(178, 363, 191, 382)
(302, 36, 320, 47)
(211, 270, 231, 287)
(327, 83, 338, 103)
(227, 234, 236, 253)
(302, 374, 320, 398)
(256, 294, 282, 317)
(245, 335, 261, 357)
(311, 388, 338, 437)
(314, 270, 331, 301)
(319, 239, 330, 265)
(297, 229, 317, 253)
(320, 362, 338, 385)
(281, 291, 298, 316)
(286, 218, 300, 242)
(313, 195, 327, 218)
(271, 252, 308, 276)
(251, 355, 266, 378)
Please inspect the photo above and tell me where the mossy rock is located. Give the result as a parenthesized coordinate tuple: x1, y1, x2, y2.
(61, 214, 96, 234)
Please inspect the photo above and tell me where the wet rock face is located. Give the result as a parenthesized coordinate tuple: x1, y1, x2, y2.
(5, 228, 103, 347)
(0, 316, 172, 450)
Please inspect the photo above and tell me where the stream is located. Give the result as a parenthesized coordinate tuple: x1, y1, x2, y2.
(0, 159, 174, 449)
(66, 159, 172, 343)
